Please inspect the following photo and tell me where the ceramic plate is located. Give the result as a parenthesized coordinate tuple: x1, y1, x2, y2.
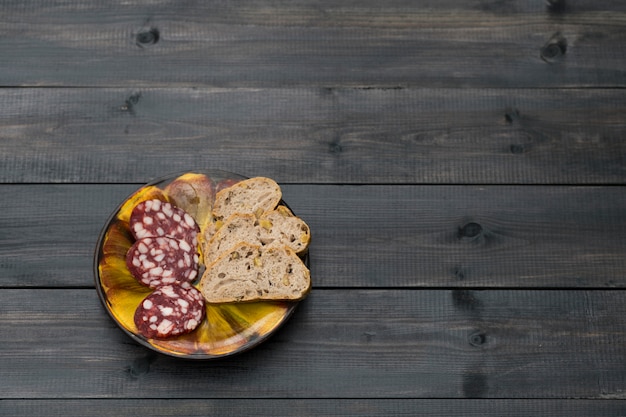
(94, 170, 306, 359)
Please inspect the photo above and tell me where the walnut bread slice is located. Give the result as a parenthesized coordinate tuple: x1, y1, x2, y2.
(203, 206, 311, 266)
(212, 177, 282, 223)
(258, 205, 310, 254)
(199, 242, 311, 303)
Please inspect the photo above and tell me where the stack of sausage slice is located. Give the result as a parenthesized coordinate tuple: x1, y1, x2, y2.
(126, 199, 206, 339)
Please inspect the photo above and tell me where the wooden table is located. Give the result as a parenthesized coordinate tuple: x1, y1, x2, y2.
(2, 1, 626, 415)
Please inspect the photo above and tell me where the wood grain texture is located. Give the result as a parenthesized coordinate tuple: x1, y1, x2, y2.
(0, 88, 624, 184)
(1, 0, 624, 414)
(0, 1, 625, 87)
(2, 184, 626, 288)
(1, 288, 625, 399)
(2, 399, 626, 417)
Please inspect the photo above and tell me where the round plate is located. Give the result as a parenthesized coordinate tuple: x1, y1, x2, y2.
(94, 170, 306, 359)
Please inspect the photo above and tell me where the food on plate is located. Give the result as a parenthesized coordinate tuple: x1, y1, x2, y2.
(126, 236, 199, 289)
(212, 177, 282, 224)
(118, 173, 310, 342)
(198, 176, 311, 304)
(199, 242, 311, 303)
(129, 199, 199, 246)
(116, 185, 167, 224)
(126, 198, 203, 338)
(134, 284, 205, 339)
(203, 206, 310, 266)
(215, 178, 241, 194)
(163, 173, 215, 230)
(257, 205, 310, 254)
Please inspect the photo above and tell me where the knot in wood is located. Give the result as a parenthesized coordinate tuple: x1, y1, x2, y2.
(469, 331, 486, 347)
(454, 266, 466, 281)
(458, 222, 482, 239)
(136, 27, 160, 47)
(541, 43, 564, 59)
(541, 34, 567, 63)
(121, 92, 142, 114)
(328, 141, 343, 154)
(452, 290, 482, 311)
(510, 144, 528, 155)
(504, 107, 520, 124)
(127, 354, 156, 378)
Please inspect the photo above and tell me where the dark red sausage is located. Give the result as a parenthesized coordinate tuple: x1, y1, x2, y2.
(126, 236, 199, 288)
(129, 199, 199, 246)
(134, 284, 205, 339)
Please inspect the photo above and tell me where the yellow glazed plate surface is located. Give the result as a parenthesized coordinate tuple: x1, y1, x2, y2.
(94, 170, 303, 359)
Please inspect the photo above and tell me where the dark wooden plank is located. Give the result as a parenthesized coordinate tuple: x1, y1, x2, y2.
(0, 184, 125, 288)
(1, 288, 625, 399)
(2, 399, 626, 417)
(0, 1, 625, 87)
(303, 184, 626, 289)
(0, 88, 624, 184)
(2, 184, 626, 288)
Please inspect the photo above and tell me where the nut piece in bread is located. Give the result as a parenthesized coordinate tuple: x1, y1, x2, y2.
(203, 205, 311, 266)
(258, 205, 310, 253)
(212, 177, 282, 223)
(200, 242, 311, 303)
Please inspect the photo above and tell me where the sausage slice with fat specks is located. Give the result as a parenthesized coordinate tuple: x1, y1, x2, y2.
(129, 199, 199, 246)
(134, 284, 205, 339)
(126, 236, 199, 288)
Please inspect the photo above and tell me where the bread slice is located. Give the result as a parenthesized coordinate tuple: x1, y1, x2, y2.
(202, 213, 257, 266)
(202, 205, 311, 266)
(212, 177, 282, 223)
(200, 242, 311, 303)
(258, 205, 311, 254)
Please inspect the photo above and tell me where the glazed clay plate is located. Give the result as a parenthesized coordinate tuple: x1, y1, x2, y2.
(94, 170, 305, 359)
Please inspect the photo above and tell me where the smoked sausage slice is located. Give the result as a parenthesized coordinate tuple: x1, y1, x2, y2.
(134, 284, 205, 339)
(126, 236, 199, 288)
(129, 199, 199, 246)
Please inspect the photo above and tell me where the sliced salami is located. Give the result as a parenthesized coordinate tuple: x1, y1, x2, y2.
(134, 285, 206, 339)
(129, 199, 199, 246)
(126, 236, 199, 288)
